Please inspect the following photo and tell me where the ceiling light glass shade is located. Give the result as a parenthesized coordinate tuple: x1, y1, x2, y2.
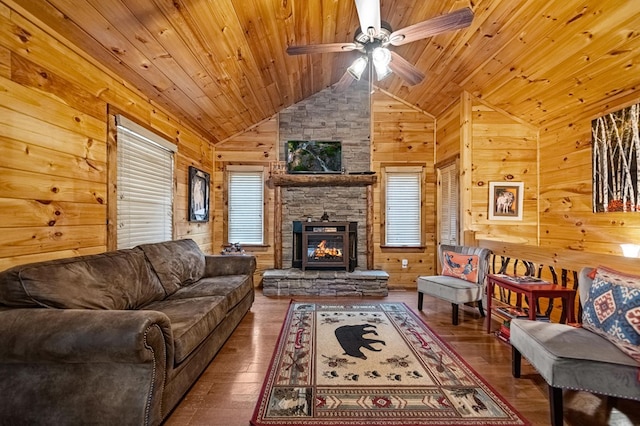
(372, 47, 391, 67)
(374, 62, 392, 81)
(347, 56, 368, 80)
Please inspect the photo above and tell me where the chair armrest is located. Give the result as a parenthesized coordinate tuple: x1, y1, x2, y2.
(204, 254, 257, 277)
(0, 308, 173, 364)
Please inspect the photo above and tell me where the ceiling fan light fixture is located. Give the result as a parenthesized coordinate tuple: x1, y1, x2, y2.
(347, 56, 368, 80)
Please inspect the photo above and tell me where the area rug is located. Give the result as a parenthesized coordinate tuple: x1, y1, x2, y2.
(251, 302, 530, 425)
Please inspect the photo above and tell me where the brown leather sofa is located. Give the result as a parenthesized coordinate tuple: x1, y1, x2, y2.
(0, 239, 255, 425)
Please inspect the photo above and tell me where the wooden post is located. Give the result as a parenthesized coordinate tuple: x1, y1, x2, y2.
(274, 186, 282, 269)
(367, 185, 374, 269)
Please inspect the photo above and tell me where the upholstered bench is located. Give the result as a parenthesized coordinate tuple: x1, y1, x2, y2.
(511, 267, 640, 426)
(417, 244, 492, 325)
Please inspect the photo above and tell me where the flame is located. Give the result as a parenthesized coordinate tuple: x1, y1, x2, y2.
(312, 240, 342, 259)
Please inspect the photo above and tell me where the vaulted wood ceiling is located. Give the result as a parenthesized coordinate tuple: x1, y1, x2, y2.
(13, 0, 640, 143)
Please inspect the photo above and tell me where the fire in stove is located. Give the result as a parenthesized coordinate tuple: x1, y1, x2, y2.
(310, 240, 343, 260)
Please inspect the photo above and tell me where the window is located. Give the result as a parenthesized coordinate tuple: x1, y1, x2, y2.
(438, 161, 459, 245)
(227, 166, 264, 245)
(116, 115, 176, 249)
(384, 166, 422, 246)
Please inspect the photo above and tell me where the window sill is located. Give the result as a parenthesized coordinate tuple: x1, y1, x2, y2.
(380, 245, 426, 252)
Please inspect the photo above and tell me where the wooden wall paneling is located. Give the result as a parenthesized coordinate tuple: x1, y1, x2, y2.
(539, 92, 640, 257)
(0, 1, 217, 268)
(435, 99, 461, 162)
(468, 95, 539, 245)
(371, 89, 436, 288)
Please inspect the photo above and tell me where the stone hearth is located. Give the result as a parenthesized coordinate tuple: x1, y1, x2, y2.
(263, 269, 388, 296)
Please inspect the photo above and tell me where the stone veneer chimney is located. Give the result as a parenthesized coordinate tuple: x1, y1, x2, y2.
(278, 82, 371, 269)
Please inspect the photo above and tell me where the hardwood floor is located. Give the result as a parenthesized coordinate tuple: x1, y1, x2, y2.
(164, 289, 640, 426)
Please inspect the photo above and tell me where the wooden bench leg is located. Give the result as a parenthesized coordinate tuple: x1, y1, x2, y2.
(452, 303, 459, 325)
(511, 346, 521, 378)
(418, 292, 424, 311)
(549, 385, 563, 426)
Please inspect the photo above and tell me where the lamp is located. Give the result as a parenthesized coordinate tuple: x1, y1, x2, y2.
(372, 47, 392, 81)
(620, 243, 640, 258)
(347, 56, 368, 80)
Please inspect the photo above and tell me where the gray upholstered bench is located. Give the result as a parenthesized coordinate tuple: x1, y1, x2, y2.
(417, 244, 492, 325)
(510, 267, 640, 426)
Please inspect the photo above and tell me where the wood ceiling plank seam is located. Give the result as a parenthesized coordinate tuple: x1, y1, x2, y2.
(165, 0, 273, 125)
(320, 0, 340, 88)
(116, 0, 241, 131)
(461, 2, 640, 124)
(231, 0, 296, 112)
(486, 15, 640, 116)
(29, 0, 221, 138)
(479, 2, 640, 104)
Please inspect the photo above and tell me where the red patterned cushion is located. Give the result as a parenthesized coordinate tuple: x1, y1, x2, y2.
(441, 251, 479, 283)
(582, 267, 640, 362)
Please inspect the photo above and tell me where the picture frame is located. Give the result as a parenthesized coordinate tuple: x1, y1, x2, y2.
(489, 182, 523, 221)
(188, 166, 210, 222)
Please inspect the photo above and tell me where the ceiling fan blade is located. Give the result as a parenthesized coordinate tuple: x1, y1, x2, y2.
(355, 0, 381, 37)
(333, 70, 356, 92)
(389, 7, 473, 46)
(388, 51, 425, 86)
(287, 43, 359, 55)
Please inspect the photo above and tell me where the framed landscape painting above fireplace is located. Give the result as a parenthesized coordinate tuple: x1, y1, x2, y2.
(285, 140, 342, 174)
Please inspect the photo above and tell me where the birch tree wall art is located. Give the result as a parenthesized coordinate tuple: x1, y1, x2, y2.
(592, 102, 640, 213)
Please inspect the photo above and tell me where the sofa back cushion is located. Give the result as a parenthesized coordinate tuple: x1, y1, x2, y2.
(138, 239, 205, 296)
(0, 248, 166, 309)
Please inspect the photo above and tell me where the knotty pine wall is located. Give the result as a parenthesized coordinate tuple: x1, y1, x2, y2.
(539, 92, 640, 257)
(0, 2, 213, 270)
(371, 89, 436, 288)
(212, 117, 278, 283)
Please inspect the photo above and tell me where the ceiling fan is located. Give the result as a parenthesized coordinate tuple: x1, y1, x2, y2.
(286, 0, 474, 89)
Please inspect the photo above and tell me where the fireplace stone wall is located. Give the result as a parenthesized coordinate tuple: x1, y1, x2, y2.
(279, 83, 371, 270)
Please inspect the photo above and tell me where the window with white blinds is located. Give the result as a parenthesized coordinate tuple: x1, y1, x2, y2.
(438, 162, 459, 245)
(116, 115, 176, 249)
(385, 167, 422, 246)
(228, 167, 264, 245)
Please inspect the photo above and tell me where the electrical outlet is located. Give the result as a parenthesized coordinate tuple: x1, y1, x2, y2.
(401, 259, 408, 268)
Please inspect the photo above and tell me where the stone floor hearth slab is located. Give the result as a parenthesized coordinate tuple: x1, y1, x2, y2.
(262, 269, 389, 296)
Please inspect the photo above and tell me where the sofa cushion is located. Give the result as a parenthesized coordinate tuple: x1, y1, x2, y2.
(169, 275, 252, 309)
(582, 267, 640, 362)
(441, 251, 479, 283)
(0, 249, 166, 309)
(417, 275, 483, 304)
(144, 296, 228, 364)
(510, 319, 640, 399)
(138, 239, 206, 296)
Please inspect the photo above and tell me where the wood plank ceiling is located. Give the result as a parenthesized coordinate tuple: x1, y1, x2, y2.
(10, 0, 640, 143)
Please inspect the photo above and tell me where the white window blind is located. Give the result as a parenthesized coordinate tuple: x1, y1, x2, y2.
(385, 168, 422, 246)
(228, 169, 264, 244)
(439, 162, 459, 245)
(116, 115, 176, 249)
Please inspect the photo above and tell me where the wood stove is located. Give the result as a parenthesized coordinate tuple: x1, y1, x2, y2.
(292, 221, 357, 271)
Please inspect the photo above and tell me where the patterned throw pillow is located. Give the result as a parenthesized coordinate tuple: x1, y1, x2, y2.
(582, 267, 640, 362)
(441, 251, 479, 283)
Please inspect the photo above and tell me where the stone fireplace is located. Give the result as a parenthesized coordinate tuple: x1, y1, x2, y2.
(293, 221, 357, 271)
(262, 82, 388, 296)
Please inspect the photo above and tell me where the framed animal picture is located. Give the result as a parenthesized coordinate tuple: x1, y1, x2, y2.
(489, 182, 523, 221)
(188, 166, 210, 222)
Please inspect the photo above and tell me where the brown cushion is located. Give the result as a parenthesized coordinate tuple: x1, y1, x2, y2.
(138, 239, 206, 296)
(144, 296, 228, 364)
(169, 275, 252, 310)
(0, 249, 166, 309)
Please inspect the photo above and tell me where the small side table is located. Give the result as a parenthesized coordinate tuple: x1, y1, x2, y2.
(486, 274, 577, 334)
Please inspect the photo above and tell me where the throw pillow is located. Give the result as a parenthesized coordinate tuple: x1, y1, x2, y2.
(582, 266, 640, 362)
(441, 251, 479, 283)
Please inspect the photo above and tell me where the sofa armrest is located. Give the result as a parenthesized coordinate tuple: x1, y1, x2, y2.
(0, 308, 173, 364)
(204, 254, 257, 277)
